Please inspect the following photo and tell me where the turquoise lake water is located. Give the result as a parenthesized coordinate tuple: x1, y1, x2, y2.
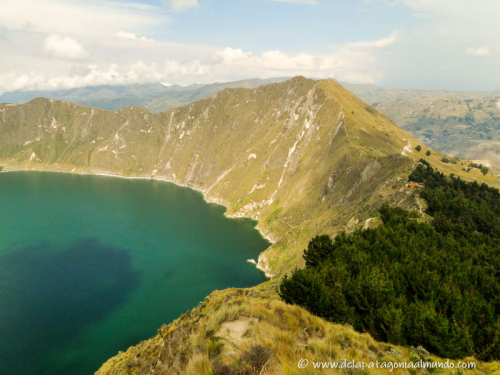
(0, 171, 269, 375)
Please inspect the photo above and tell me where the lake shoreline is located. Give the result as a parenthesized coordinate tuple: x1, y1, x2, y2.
(0, 169, 270, 375)
(0, 163, 275, 277)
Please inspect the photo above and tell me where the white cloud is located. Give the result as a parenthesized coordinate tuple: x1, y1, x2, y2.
(0, 27, 403, 93)
(0, 0, 166, 38)
(164, 59, 210, 76)
(115, 31, 138, 40)
(347, 32, 398, 48)
(213, 41, 386, 84)
(0, 59, 213, 92)
(0, 44, 380, 93)
(214, 47, 318, 74)
(466, 46, 490, 57)
(363, 0, 500, 89)
(271, 0, 319, 4)
(163, 0, 199, 12)
(115, 31, 154, 42)
(42, 34, 89, 60)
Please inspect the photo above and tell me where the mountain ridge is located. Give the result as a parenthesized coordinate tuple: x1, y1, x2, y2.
(3, 77, 500, 115)
(1, 77, 498, 277)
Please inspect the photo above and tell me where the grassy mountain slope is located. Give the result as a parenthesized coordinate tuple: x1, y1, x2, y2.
(144, 78, 289, 113)
(376, 96, 500, 169)
(3, 77, 491, 277)
(1, 77, 499, 374)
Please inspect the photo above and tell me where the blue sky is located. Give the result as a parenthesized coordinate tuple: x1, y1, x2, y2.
(151, 1, 420, 53)
(0, 0, 498, 93)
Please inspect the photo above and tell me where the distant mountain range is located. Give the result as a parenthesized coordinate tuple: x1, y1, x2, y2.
(3, 78, 500, 114)
(342, 83, 500, 105)
(0, 78, 289, 113)
(376, 95, 500, 169)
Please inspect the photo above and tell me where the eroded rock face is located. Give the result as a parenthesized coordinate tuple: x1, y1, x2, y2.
(0, 77, 420, 276)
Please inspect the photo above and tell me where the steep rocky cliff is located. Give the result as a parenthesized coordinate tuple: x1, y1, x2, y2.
(3, 77, 490, 277)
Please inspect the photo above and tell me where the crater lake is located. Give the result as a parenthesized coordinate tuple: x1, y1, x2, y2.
(0, 171, 269, 375)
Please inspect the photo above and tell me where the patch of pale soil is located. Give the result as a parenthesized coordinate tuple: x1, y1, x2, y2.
(218, 317, 252, 344)
(363, 217, 375, 229)
(217, 317, 253, 358)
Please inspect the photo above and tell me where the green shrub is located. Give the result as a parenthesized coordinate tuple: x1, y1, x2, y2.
(279, 164, 500, 361)
(469, 162, 489, 175)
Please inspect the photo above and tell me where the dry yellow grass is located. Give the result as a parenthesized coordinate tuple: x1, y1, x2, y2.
(96, 288, 500, 375)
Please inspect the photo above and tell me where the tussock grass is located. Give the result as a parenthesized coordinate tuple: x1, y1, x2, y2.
(97, 288, 500, 375)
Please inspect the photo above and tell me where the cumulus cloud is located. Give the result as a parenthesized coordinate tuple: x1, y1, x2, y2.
(213, 47, 317, 75)
(163, 0, 199, 12)
(0, 27, 403, 93)
(164, 60, 209, 76)
(211, 39, 390, 84)
(42, 34, 89, 60)
(0, 59, 212, 92)
(466, 47, 490, 57)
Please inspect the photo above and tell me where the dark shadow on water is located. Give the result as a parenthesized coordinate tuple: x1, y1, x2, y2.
(0, 238, 140, 375)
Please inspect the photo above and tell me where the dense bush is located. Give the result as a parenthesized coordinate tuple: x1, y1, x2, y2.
(279, 162, 500, 360)
(469, 162, 489, 175)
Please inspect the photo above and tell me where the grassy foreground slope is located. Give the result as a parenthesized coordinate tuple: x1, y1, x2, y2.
(96, 288, 500, 375)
